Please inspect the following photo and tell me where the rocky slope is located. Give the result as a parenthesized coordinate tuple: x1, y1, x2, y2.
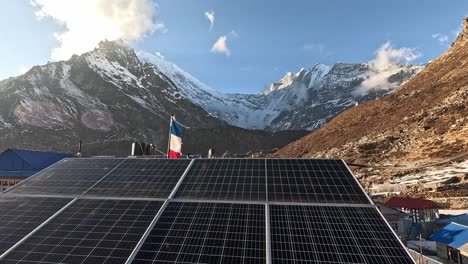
(274, 18, 468, 198)
(0, 40, 308, 156)
(139, 51, 422, 131)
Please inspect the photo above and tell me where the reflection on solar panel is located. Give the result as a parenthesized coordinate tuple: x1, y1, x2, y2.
(2, 199, 163, 264)
(84, 159, 191, 198)
(267, 159, 370, 204)
(133, 202, 266, 264)
(6, 159, 123, 195)
(174, 159, 266, 201)
(270, 205, 414, 264)
(0, 197, 72, 255)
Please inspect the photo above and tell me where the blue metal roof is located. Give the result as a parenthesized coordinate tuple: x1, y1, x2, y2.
(436, 214, 468, 226)
(0, 149, 73, 177)
(431, 223, 468, 249)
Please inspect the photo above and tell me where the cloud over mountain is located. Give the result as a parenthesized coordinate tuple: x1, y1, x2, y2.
(31, 0, 164, 61)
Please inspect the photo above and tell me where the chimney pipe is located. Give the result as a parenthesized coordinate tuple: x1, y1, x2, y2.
(76, 140, 82, 157)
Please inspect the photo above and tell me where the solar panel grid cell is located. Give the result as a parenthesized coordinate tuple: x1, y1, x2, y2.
(84, 159, 191, 198)
(133, 202, 266, 264)
(6, 159, 124, 196)
(269, 205, 414, 264)
(2, 199, 163, 264)
(267, 159, 370, 204)
(174, 159, 267, 201)
(0, 197, 72, 255)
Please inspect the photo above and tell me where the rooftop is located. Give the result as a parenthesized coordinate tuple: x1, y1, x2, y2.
(384, 197, 440, 210)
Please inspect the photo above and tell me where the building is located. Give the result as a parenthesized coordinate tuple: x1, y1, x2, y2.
(0, 149, 73, 191)
(430, 223, 468, 264)
(385, 197, 441, 239)
(385, 197, 440, 223)
(375, 202, 412, 239)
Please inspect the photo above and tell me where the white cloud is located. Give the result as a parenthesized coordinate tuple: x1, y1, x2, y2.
(353, 42, 421, 96)
(211, 35, 230, 56)
(432, 33, 449, 46)
(371, 42, 421, 70)
(31, 0, 164, 61)
(205, 10, 215, 31)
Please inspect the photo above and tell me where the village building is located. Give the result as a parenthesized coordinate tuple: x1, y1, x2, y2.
(384, 197, 441, 239)
(431, 223, 468, 264)
(0, 149, 72, 191)
(375, 202, 412, 240)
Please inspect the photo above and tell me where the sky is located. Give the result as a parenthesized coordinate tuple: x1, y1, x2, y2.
(0, 0, 467, 94)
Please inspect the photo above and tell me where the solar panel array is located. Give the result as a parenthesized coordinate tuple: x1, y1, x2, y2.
(0, 158, 415, 264)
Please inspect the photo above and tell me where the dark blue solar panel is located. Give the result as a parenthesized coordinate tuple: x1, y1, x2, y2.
(2, 199, 163, 264)
(174, 159, 266, 201)
(267, 159, 370, 204)
(0, 196, 71, 255)
(84, 159, 191, 198)
(6, 159, 124, 196)
(133, 202, 266, 264)
(270, 205, 414, 264)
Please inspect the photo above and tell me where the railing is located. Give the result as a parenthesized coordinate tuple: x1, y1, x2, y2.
(407, 249, 444, 264)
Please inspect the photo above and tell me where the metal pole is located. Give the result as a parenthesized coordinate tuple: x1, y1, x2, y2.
(166, 114, 174, 158)
(419, 233, 423, 264)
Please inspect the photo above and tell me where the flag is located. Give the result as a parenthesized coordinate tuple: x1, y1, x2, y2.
(168, 117, 182, 159)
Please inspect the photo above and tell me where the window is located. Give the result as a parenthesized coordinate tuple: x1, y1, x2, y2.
(447, 247, 460, 263)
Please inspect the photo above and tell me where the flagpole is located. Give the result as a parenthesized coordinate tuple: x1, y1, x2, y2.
(167, 114, 174, 158)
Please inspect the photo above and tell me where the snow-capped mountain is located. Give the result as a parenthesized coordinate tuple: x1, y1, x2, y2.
(138, 51, 423, 130)
(0, 40, 308, 155)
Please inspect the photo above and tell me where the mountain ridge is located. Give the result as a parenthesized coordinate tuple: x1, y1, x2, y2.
(138, 51, 423, 131)
(0, 40, 308, 156)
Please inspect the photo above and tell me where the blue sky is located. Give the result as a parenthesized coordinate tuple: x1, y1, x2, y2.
(1, 0, 467, 94)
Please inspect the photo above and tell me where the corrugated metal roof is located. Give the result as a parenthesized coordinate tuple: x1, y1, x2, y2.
(430, 223, 468, 250)
(0, 149, 73, 177)
(9, 149, 73, 170)
(384, 197, 440, 209)
(436, 214, 468, 226)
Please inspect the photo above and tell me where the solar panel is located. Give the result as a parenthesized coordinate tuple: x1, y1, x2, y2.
(0, 196, 72, 255)
(0, 158, 414, 263)
(174, 159, 267, 201)
(84, 159, 191, 198)
(267, 159, 370, 204)
(133, 202, 266, 264)
(269, 205, 414, 264)
(1, 199, 163, 264)
(5, 159, 124, 196)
